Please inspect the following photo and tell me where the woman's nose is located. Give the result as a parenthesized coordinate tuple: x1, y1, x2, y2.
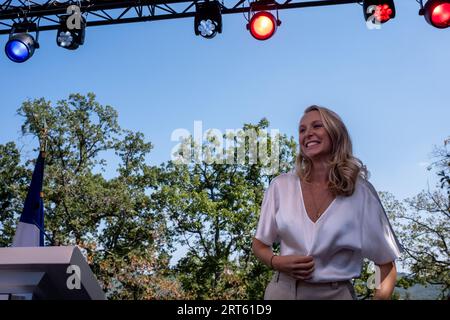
(305, 127, 314, 137)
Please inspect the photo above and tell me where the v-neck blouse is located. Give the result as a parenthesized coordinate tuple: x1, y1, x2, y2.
(255, 171, 403, 283)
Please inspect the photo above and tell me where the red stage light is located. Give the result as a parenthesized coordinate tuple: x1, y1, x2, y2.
(363, 1, 396, 24)
(424, 0, 450, 28)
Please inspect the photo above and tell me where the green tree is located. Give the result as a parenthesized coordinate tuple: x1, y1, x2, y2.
(152, 119, 297, 299)
(388, 138, 450, 299)
(0, 142, 29, 247)
(1, 93, 186, 299)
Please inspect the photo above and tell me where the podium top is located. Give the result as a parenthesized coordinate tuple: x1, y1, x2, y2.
(0, 246, 78, 265)
(0, 246, 106, 300)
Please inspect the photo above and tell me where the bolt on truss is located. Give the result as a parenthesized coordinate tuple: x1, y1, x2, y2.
(0, 0, 361, 35)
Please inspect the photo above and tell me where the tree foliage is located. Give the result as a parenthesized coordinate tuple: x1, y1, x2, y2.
(152, 119, 297, 299)
(0, 142, 29, 247)
(1, 93, 186, 299)
(386, 138, 450, 299)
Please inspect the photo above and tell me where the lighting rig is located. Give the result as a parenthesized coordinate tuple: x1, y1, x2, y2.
(0, 1, 447, 63)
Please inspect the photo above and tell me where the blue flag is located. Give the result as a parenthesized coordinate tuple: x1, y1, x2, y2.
(12, 152, 45, 247)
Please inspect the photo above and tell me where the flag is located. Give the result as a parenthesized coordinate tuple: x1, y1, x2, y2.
(12, 152, 45, 247)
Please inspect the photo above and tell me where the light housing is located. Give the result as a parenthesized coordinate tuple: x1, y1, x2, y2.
(420, 0, 450, 28)
(363, 0, 396, 24)
(194, 1, 222, 39)
(56, 14, 86, 50)
(248, 11, 279, 40)
(5, 23, 39, 63)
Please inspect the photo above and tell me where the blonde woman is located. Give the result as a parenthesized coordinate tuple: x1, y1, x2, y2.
(252, 105, 402, 300)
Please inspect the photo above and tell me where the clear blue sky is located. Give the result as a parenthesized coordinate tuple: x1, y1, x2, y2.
(0, 1, 448, 202)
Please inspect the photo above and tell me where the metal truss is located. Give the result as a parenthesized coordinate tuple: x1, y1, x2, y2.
(0, 0, 361, 35)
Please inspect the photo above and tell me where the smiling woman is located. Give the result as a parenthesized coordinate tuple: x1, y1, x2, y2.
(252, 105, 403, 300)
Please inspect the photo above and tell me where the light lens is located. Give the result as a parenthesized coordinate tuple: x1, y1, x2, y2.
(374, 4, 394, 22)
(363, 1, 396, 25)
(198, 19, 217, 38)
(5, 35, 34, 63)
(249, 12, 277, 41)
(431, 3, 450, 27)
(57, 31, 74, 48)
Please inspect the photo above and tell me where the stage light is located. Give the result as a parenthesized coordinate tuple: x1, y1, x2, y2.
(248, 11, 278, 40)
(246, 1, 281, 41)
(420, 0, 450, 28)
(249, 11, 277, 40)
(363, 0, 396, 24)
(5, 23, 39, 63)
(194, 1, 222, 39)
(56, 15, 86, 50)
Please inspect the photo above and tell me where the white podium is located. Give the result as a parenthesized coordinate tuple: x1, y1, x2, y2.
(0, 246, 106, 300)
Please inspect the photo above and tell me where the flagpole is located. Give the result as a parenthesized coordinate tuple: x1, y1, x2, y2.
(12, 116, 51, 247)
(39, 117, 48, 158)
(32, 218, 56, 246)
(35, 119, 57, 246)
(39, 117, 47, 247)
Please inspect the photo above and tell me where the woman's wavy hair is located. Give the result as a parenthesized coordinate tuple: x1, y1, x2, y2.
(295, 105, 369, 197)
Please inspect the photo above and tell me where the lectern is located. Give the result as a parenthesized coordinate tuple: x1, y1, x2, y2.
(0, 246, 106, 300)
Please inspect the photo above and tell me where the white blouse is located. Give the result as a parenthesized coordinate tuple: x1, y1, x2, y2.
(255, 171, 403, 283)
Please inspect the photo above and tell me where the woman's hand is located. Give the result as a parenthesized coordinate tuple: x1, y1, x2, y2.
(252, 238, 314, 280)
(272, 255, 315, 280)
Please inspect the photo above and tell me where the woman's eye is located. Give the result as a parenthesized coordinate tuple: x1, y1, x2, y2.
(314, 124, 323, 128)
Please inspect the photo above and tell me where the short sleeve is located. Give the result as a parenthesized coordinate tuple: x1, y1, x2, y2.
(361, 181, 403, 265)
(254, 180, 279, 246)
